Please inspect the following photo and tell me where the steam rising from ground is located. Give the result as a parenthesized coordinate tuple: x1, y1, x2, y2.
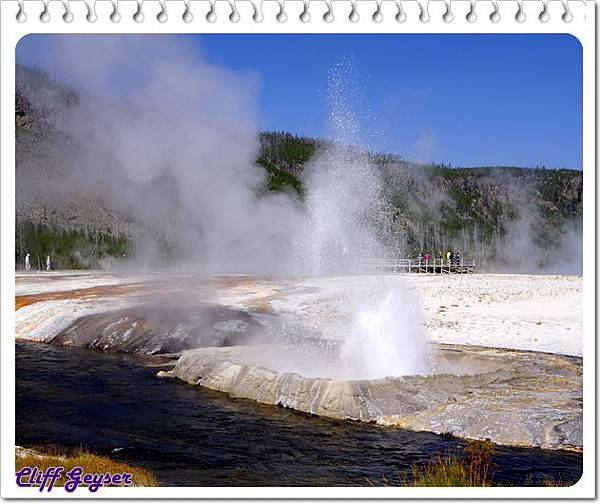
(381, 163, 582, 275)
(18, 35, 302, 273)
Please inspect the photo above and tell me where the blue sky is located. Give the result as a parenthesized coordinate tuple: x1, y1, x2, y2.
(18, 34, 582, 169)
(198, 34, 582, 169)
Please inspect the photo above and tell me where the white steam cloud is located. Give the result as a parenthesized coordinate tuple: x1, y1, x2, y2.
(18, 35, 305, 273)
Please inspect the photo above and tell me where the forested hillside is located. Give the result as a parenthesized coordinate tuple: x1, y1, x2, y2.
(257, 131, 582, 271)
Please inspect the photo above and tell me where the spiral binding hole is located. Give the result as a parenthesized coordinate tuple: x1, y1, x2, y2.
(16, 0, 27, 22)
(300, 1, 311, 22)
(489, 0, 500, 22)
(417, 0, 430, 22)
(39, 1, 51, 22)
(348, 0, 359, 22)
(372, 1, 383, 22)
(323, 0, 334, 22)
(133, 1, 144, 22)
(562, 11, 573, 22)
(276, 0, 287, 22)
(110, 0, 121, 22)
(442, 0, 453, 22)
(206, 0, 217, 22)
(229, 0, 240, 22)
(253, 0, 264, 22)
(538, 0, 549, 22)
(157, 0, 168, 22)
(515, 0, 526, 22)
(560, 0, 572, 22)
(183, 1, 193, 22)
(85, 1, 97, 22)
(466, 0, 477, 22)
(61, 0, 74, 22)
(394, 0, 406, 22)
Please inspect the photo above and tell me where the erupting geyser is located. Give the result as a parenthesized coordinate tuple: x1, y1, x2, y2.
(290, 60, 432, 380)
(342, 288, 432, 379)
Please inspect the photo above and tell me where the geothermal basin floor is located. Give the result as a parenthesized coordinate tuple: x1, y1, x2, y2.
(14, 271, 583, 451)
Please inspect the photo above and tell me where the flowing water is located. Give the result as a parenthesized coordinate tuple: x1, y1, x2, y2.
(16, 341, 582, 486)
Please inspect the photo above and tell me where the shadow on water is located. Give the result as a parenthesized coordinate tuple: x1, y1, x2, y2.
(16, 341, 582, 487)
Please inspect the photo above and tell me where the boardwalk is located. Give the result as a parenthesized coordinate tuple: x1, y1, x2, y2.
(362, 259, 476, 274)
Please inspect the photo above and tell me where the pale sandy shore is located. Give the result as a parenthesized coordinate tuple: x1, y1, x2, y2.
(15, 271, 156, 296)
(413, 274, 582, 357)
(214, 274, 582, 357)
(15, 271, 582, 357)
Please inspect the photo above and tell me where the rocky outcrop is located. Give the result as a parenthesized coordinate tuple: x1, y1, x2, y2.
(170, 344, 582, 451)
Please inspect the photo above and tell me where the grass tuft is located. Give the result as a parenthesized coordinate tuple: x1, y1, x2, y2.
(411, 455, 473, 487)
(409, 439, 495, 487)
(411, 440, 495, 487)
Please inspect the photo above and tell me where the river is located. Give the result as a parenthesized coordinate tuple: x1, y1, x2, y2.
(16, 341, 582, 486)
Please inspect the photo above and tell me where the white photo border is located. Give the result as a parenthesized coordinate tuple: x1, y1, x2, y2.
(0, 0, 595, 498)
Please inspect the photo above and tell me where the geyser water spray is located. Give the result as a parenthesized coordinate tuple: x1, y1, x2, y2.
(293, 60, 433, 379)
(341, 287, 432, 379)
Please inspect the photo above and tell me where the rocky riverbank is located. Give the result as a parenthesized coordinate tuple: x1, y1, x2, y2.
(164, 343, 582, 451)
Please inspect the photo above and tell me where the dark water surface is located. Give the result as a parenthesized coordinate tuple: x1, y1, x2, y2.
(16, 341, 582, 486)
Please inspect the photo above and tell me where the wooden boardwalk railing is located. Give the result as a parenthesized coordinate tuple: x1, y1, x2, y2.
(360, 259, 476, 274)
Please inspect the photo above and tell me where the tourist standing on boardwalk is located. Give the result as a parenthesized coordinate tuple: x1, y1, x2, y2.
(446, 250, 452, 265)
(25, 253, 30, 271)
